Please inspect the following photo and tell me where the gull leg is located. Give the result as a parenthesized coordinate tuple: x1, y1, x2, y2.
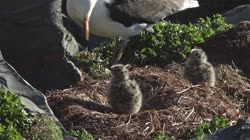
(110, 37, 121, 65)
(111, 37, 129, 65)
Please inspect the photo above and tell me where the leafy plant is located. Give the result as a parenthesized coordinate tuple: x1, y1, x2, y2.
(96, 14, 232, 65)
(0, 123, 23, 140)
(0, 89, 63, 140)
(125, 14, 232, 64)
(191, 115, 229, 139)
(0, 89, 28, 132)
(73, 49, 110, 79)
(69, 128, 94, 140)
(93, 38, 116, 66)
(153, 130, 175, 140)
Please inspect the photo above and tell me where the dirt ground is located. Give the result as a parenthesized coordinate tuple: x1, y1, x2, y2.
(46, 21, 250, 139)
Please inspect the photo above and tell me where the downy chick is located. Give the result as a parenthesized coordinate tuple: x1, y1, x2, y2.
(108, 64, 142, 114)
(184, 48, 216, 87)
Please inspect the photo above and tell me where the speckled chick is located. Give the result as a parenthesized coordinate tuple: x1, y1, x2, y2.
(184, 48, 216, 87)
(108, 64, 142, 114)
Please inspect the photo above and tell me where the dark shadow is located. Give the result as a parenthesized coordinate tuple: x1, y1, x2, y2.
(165, 0, 250, 24)
(55, 97, 112, 114)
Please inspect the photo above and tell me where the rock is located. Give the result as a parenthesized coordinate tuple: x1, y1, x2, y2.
(63, 27, 82, 56)
(223, 5, 250, 24)
(199, 21, 250, 75)
(203, 117, 250, 140)
(0, 50, 73, 140)
(0, 0, 82, 90)
(165, 0, 250, 24)
(17, 58, 82, 91)
(198, 0, 250, 8)
(63, 15, 86, 47)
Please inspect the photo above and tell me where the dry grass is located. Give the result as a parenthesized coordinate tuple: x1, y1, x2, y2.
(46, 63, 250, 139)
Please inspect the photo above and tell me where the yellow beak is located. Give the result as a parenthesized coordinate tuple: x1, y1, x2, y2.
(84, 16, 90, 41)
(83, 0, 98, 41)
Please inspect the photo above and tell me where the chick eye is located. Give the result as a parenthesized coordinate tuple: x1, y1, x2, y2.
(119, 71, 124, 75)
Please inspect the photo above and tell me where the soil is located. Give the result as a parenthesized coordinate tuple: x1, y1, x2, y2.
(46, 21, 250, 139)
(200, 21, 250, 74)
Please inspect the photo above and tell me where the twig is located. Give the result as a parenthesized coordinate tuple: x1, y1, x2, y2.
(143, 84, 164, 105)
(142, 113, 155, 137)
(185, 107, 194, 121)
(176, 85, 200, 94)
(231, 60, 238, 70)
(125, 115, 132, 125)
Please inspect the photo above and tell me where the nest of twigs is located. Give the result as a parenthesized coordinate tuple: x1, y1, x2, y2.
(47, 63, 249, 139)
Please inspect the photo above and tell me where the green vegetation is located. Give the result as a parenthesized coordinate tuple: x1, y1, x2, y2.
(0, 89, 28, 134)
(94, 14, 232, 65)
(153, 116, 229, 140)
(0, 123, 23, 140)
(73, 49, 110, 79)
(24, 114, 63, 140)
(93, 39, 116, 66)
(153, 130, 175, 140)
(69, 128, 94, 140)
(74, 14, 232, 74)
(190, 116, 229, 139)
(0, 89, 63, 140)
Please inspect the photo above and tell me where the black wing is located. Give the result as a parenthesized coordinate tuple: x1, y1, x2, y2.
(105, 0, 185, 27)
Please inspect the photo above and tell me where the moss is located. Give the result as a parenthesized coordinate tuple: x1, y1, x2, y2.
(26, 114, 63, 140)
